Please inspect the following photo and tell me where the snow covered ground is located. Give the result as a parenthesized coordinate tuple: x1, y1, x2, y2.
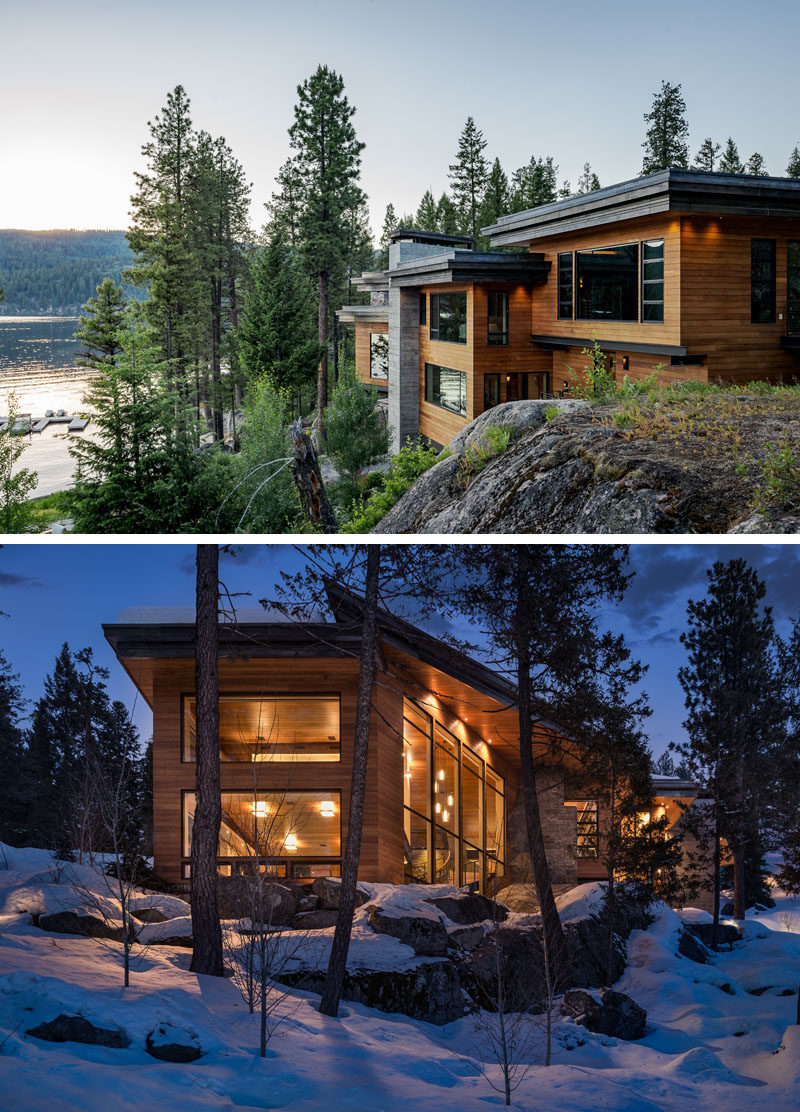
(0, 843, 799, 1110)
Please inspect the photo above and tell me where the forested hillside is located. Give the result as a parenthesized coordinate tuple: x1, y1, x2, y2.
(0, 230, 136, 315)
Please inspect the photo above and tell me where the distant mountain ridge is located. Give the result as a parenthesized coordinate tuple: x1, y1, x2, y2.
(0, 229, 137, 315)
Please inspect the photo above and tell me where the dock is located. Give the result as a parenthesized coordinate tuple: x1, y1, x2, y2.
(0, 412, 90, 434)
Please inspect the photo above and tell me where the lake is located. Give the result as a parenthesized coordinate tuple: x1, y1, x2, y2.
(0, 316, 96, 497)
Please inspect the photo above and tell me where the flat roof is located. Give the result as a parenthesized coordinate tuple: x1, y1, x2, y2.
(484, 168, 800, 246)
(388, 248, 550, 288)
(390, 227, 474, 248)
(335, 304, 390, 324)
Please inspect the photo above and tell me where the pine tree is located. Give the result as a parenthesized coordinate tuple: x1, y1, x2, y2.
(376, 203, 397, 269)
(435, 192, 459, 235)
(289, 65, 366, 442)
(325, 365, 389, 485)
(0, 650, 31, 845)
(641, 81, 689, 173)
(0, 393, 37, 533)
(746, 152, 768, 176)
(787, 145, 800, 178)
(237, 230, 320, 412)
(74, 278, 127, 374)
(576, 162, 601, 194)
(693, 138, 721, 172)
(415, 189, 438, 232)
(718, 138, 745, 174)
(266, 158, 305, 247)
(448, 116, 489, 240)
(509, 156, 559, 211)
(478, 159, 510, 236)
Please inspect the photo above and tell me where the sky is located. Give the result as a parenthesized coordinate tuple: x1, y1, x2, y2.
(2, 0, 800, 237)
(2, 541, 799, 759)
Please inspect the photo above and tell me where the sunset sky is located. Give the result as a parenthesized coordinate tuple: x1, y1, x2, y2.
(2, 542, 799, 759)
(2, 0, 800, 236)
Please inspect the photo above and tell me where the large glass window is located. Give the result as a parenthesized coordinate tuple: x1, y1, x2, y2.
(402, 698, 505, 891)
(642, 239, 665, 323)
(419, 292, 427, 326)
(183, 694, 340, 762)
(183, 790, 341, 861)
(751, 238, 776, 323)
(789, 241, 800, 334)
(576, 243, 639, 322)
(487, 291, 509, 345)
(430, 292, 467, 343)
(369, 332, 389, 380)
(558, 252, 573, 319)
(424, 363, 467, 417)
(483, 373, 501, 410)
(565, 799, 599, 858)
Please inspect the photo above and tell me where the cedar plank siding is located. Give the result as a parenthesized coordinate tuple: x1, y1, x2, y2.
(354, 320, 389, 388)
(679, 213, 800, 384)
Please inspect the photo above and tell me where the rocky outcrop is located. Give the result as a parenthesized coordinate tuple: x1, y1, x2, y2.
(684, 921, 742, 949)
(376, 400, 799, 534)
(216, 879, 299, 925)
(27, 1014, 130, 1048)
(291, 909, 339, 930)
(131, 906, 169, 923)
(312, 876, 370, 911)
(423, 892, 506, 925)
(36, 911, 125, 941)
(145, 1024, 203, 1063)
(561, 988, 646, 1040)
(368, 906, 449, 956)
(281, 961, 465, 1026)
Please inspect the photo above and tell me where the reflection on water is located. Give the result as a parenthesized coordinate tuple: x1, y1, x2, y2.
(0, 317, 97, 497)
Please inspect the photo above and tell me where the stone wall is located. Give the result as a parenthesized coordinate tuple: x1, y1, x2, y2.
(506, 766, 577, 887)
(387, 286, 420, 450)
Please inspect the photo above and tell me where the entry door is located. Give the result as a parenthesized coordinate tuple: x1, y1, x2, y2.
(788, 241, 800, 334)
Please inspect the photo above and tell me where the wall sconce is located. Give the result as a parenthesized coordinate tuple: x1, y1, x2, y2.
(320, 801, 336, 818)
(622, 355, 630, 371)
(447, 795, 454, 807)
(252, 801, 270, 816)
(284, 833, 298, 850)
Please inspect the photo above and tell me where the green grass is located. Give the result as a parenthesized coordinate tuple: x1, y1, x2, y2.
(25, 490, 75, 531)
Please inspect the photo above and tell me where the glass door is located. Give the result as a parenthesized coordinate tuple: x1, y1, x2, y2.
(788, 241, 800, 334)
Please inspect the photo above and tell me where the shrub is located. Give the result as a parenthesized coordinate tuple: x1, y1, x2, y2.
(753, 435, 800, 513)
(566, 340, 617, 401)
(325, 366, 389, 482)
(458, 424, 512, 485)
(341, 440, 446, 533)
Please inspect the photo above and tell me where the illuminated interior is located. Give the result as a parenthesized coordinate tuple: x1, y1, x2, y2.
(183, 790, 341, 876)
(402, 698, 505, 891)
(564, 799, 599, 857)
(183, 694, 340, 762)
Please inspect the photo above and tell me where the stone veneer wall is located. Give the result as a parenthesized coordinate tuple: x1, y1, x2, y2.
(506, 766, 577, 887)
(387, 286, 420, 451)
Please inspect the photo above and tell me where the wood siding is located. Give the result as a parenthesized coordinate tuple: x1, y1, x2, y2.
(679, 213, 800, 384)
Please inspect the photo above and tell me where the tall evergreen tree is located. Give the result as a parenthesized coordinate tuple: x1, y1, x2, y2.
(0, 650, 30, 846)
(237, 230, 321, 413)
(641, 81, 689, 173)
(676, 560, 785, 931)
(478, 159, 510, 236)
(0, 393, 37, 533)
(376, 202, 397, 269)
(289, 65, 366, 442)
(693, 138, 721, 172)
(509, 156, 559, 211)
(746, 152, 768, 176)
(415, 189, 438, 232)
(576, 162, 601, 194)
(718, 138, 745, 174)
(266, 158, 305, 247)
(448, 116, 489, 240)
(74, 278, 127, 374)
(435, 192, 459, 235)
(787, 145, 800, 178)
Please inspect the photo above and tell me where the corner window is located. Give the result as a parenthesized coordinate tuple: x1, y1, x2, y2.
(565, 799, 599, 858)
(751, 239, 776, 323)
(419, 292, 427, 326)
(183, 790, 341, 861)
(183, 694, 341, 762)
(369, 332, 389, 380)
(642, 239, 665, 323)
(576, 243, 639, 322)
(424, 363, 467, 417)
(487, 291, 509, 345)
(557, 252, 573, 320)
(483, 373, 501, 410)
(430, 292, 467, 344)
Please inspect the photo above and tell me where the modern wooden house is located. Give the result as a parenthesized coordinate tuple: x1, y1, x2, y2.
(341, 170, 800, 450)
(104, 589, 692, 894)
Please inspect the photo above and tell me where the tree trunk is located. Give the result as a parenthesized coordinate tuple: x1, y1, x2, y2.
(316, 270, 329, 442)
(605, 769, 617, 986)
(189, 544, 224, 977)
(319, 545, 381, 1016)
(289, 419, 338, 532)
(711, 801, 721, 952)
(514, 545, 568, 989)
(333, 316, 339, 385)
(733, 850, 746, 921)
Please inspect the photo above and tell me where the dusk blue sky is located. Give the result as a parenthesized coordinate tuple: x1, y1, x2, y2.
(2, 543, 799, 759)
(2, 0, 800, 234)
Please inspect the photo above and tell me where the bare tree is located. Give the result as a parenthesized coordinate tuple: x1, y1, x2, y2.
(319, 543, 381, 1015)
(190, 543, 224, 976)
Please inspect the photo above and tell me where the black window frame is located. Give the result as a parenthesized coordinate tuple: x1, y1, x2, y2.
(419, 292, 427, 326)
(641, 238, 665, 324)
(487, 290, 509, 346)
(557, 252, 573, 320)
(424, 362, 467, 417)
(483, 373, 501, 410)
(751, 238, 776, 324)
(430, 291, 468, 344)
(575, 241, 640, 323)
(368, 331, 389, 380)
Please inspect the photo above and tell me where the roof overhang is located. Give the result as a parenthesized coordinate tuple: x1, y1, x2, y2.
(484, 169, 800, 247)
(335, 305, 390, 325)
(532, 333, 689, 357)
(388, 249, 550, 288)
